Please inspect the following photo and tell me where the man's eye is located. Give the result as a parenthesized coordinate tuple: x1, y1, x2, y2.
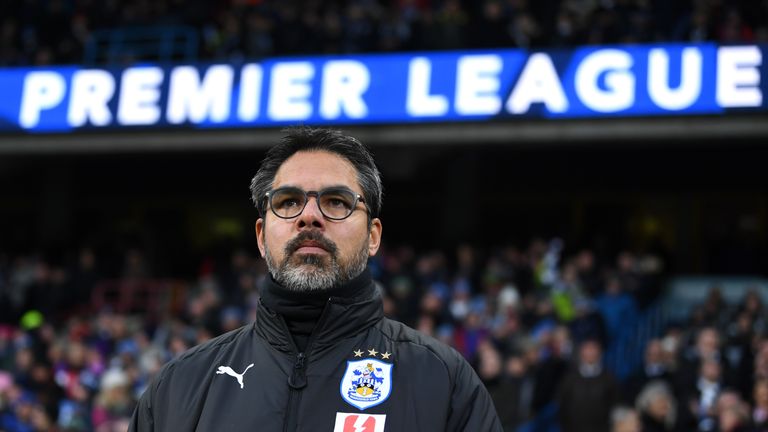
(276, 198, 300, 208)
(323, 195, 352, 209)
(327, 198, 348, 208)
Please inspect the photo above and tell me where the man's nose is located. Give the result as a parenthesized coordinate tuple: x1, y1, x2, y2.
(296, 196, 324, 229)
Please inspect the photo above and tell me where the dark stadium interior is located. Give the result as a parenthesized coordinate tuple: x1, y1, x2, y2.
(2, 0, 768, 66)
(2, 135, 766, 277)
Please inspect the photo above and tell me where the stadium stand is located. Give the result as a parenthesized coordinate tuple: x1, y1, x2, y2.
(1, 241, 768, 431)
(1, 0, 767, 66)
(2, 1, 768, 432)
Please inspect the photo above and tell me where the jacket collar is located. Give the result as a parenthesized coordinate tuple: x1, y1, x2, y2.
(253, 268, 383, 356)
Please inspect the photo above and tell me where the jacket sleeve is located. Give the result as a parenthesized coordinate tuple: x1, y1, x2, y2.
(445, 352, 504, 432)
(128, 383, 155, 432)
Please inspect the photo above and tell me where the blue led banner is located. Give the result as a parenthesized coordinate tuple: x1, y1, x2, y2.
(0, 43, 765, 133)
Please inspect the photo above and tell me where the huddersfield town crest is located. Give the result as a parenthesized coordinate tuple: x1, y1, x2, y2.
(340, 358, 393, 410)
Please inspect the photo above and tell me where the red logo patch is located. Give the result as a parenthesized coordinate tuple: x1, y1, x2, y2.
(333, 413, 386, 432)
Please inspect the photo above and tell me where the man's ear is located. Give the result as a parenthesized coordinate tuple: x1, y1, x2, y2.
(368, 218, 382, 256)
(255, 218, 265, 257)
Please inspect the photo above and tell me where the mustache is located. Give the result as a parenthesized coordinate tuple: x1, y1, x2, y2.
(285, 231, 338, 256)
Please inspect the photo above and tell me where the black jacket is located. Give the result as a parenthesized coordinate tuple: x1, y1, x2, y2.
(129, 272, 502, 431)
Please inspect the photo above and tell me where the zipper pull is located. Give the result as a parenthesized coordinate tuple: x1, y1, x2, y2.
(288, 352, 307, 389)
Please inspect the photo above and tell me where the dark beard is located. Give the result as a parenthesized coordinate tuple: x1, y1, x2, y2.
(265, 230, 369, 291)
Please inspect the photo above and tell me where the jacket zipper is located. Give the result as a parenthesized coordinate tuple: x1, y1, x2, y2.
(283, 352, 306, 432)
(281, 299, 333, 432)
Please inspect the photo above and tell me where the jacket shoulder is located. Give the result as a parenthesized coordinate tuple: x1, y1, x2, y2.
(155, 324, 252, 381)
(374, 318, 504, 431)
(131, 325, 257, 431)
(375, 318, 466, 372)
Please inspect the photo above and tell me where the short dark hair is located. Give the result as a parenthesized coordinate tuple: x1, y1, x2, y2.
(250, 127, 383, 221)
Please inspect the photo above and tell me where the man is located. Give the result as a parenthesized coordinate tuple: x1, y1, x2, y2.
(623, 339, 673, 404)
(129, 128, 502, 431)
(557, 339, 619, 432)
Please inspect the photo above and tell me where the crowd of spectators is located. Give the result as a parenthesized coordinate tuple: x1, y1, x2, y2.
(1, 0, 767, 67)
(2, 237, 767, 431)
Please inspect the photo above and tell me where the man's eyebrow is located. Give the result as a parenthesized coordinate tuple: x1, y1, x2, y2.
(322, 184, 357, 191)
(275, 184, 356, 192)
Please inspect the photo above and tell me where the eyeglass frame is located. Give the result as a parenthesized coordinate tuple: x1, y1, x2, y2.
(261, 186, 371, 221)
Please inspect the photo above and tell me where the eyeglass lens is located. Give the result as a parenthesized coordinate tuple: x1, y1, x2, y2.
(270, 188, 358, 219)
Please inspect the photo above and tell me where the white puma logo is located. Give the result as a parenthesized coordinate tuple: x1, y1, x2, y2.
(216, 363, 254, 389)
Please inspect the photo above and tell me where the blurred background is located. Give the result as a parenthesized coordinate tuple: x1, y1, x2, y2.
(1, 0, 768, 431)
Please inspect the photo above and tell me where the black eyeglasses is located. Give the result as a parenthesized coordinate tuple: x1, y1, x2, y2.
(264, 186, 368, 220)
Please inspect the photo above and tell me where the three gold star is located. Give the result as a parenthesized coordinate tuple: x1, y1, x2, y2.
(352, 348, 392, 360)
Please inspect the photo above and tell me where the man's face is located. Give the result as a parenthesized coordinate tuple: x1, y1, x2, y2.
(255, 150, 382, 291)
(579, 341, 601, 366)
(645, 340, 662, 364)
(697, 328, 719, 357)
